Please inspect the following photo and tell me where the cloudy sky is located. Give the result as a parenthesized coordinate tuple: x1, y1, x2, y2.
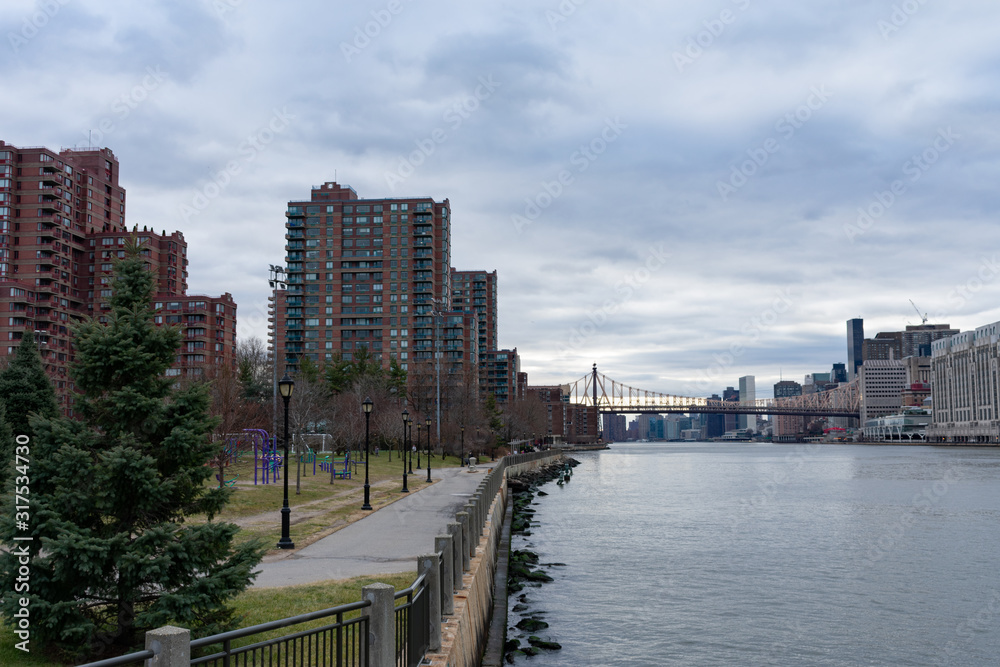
(3, 0, 999, 398)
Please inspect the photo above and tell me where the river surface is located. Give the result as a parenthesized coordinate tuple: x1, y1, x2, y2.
(508, 443, 1000, 666)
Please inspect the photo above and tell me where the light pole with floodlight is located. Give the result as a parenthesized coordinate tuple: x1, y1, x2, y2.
(426, 416, 432, 482)
(401, 408, 409, 493)
(277, 373, 295, 550)
(407, 416, 414, 473)
(416, 423, 422, 469)
(362, 398, 373, 510)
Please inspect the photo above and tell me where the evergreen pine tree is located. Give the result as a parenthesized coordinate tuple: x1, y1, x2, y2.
(0, 401, 13, 490)
(0, 241, 264, 660)
(0, 335, 58, 492)
(0, 335, 59, 437)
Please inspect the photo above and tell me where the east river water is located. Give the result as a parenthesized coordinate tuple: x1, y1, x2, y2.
(507, 443, 1000, 666)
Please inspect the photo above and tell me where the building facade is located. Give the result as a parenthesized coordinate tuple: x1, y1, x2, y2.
(738, 375, 756, 432)
(928, 321, 1000, 443)
(480, 348, 519, 402)
(0, 141, 235, 414)
(858, 359, 905, 423)
(847, 318, 864, 380)
(451, 269, 497, 354)
(773, 380, 803, 442)
(278, 181, 452, 373)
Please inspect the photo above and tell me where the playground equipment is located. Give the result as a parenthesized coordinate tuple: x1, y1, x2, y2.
(319, 451, 353, 479)
(244, 428, 282, 485)
(216, 473, 239, 487)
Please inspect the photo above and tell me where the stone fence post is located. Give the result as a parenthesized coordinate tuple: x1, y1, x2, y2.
(362, 583, 395, 667)
(448, 521, 464, 589)
(145, 626, 189, 667)
(419, 552, 442, 652)
(456, 511, 471, 572)
(435, 534, 455, 615)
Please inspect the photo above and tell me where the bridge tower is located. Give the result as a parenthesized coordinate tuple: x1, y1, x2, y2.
(593, 363, 599, 442)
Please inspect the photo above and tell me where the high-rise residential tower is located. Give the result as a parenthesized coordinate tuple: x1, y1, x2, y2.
(278, 181, 453, 373)
(0, 141, 237, 414)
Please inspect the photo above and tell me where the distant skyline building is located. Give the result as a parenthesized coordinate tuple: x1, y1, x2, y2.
(901, 323, 958, 358)
(773, 380, 803, 442)
(738, 375, 756, 432)
(705, 394, 726, 439)
(863, 331, 903, 362)
(929, 321, 1000, 443)
(859, 359, 906, 423)
(831, 362, 847, 383)
(847, 318, 864, 380)
(857, 323, 959, 368)
(723, 386, 739, 432)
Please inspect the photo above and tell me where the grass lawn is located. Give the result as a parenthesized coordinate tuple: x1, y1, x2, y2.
(196, 449, 465, 553)
(1, 572, 417, 666)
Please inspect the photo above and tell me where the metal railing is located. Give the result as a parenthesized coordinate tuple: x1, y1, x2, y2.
(189, 599, 370, 667)
(76, 649, 155, 667)
(75, 450, 562, 667)
(394, 573, 429, 667)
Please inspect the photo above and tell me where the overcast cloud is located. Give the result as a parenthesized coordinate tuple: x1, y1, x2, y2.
(3, 0, 999, 398)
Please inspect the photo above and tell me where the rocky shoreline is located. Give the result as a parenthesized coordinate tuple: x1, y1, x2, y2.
(503, 457, 580, 663)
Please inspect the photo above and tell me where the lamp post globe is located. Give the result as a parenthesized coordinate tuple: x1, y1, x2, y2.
(362, 398, 374, 510)
(425, 416, 432, 483)
(401, 409, 409, 493)
(277, 373, 295, 550)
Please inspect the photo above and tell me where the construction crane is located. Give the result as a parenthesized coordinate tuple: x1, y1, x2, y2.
(909, 300, 928, 325)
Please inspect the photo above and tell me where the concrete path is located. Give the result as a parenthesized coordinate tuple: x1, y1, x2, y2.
(252, 465, 489, 588)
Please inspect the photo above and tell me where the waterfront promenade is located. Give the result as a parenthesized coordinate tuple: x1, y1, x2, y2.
(252, 465, 489, 588)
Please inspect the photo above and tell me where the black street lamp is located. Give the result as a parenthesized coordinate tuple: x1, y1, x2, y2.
(277, 373, 295, 550)
(407, 416, 414, 474)
(401, 409, 409, 493)
(362, 398, 374, 510)
(416, 423, 422, 469)
(460, 425, 465, 468)
(426, 416, 432, 482)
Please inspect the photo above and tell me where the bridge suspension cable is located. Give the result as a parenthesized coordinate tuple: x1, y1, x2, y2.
(565, 368, 861, 417)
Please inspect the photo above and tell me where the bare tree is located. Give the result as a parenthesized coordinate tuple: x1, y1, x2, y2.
(205, 362, 269, 488)
(286, 369, 333, 494)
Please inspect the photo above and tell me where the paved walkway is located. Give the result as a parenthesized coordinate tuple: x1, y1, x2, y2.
(252, 465, 489, 588)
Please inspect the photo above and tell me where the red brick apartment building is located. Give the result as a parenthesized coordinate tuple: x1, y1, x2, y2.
(275, 182, 481, 386)
(0, 141, 236, 414)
